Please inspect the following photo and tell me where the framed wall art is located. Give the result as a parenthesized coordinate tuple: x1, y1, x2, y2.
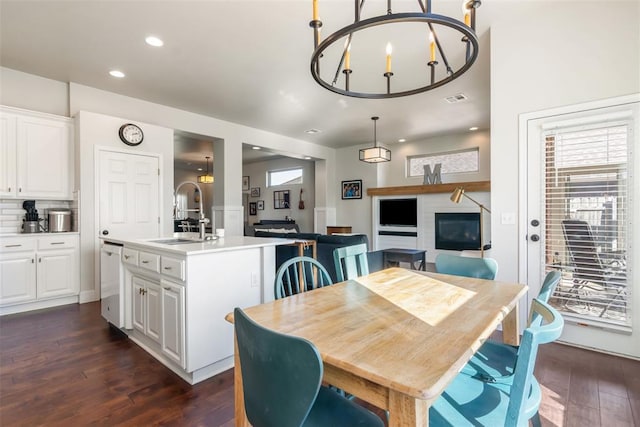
(249, 202, 257, 215)
(257, 200, 264, 210)
(250, 187, 260, 197)
(273, 190, 290, 209)
(341, 179, 362, 200)
(242, 176, 250, 191)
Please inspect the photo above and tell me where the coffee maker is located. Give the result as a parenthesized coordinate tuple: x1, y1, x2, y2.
(22, 200, 45, 233)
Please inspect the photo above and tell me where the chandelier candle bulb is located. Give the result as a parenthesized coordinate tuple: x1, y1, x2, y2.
(385, 43, 392, 73)
(462, 1, 471, 26)
(429, 32, 436, 61)
(312, 0, 318, 21)
(345, 49, 351, 70)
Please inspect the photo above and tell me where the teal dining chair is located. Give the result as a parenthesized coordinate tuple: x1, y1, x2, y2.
(274, 256, 333, 299)
(333, 243, 369, 282)
(429, 298, 564, 427)
(435, 253, 498, 280)
(233, 308, 385, 427)
(462, 270, 562, 381)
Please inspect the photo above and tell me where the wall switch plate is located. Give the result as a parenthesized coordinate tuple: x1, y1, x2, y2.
(501, 212, 516, 225)
(250, 272, 259, 288)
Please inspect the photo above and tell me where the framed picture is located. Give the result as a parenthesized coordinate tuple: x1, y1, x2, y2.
(250, 187, 260, 197)
(257, 200, 264, 210)
(273, 190, 290, 209)
(341, 179, 362, 200)
(242, 176, 250, 191)
(249, 202, 257, 215)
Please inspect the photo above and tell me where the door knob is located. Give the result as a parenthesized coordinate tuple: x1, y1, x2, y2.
(102, 230, 109, 235)
(530, 234, 540, 242)
(531, 219, 540, 227)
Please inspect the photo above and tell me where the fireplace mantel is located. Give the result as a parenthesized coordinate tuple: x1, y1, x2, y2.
(367, 180, 490, 196)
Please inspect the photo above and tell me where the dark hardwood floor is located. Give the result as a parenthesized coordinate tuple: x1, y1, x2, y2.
(1, 302, 638, 426)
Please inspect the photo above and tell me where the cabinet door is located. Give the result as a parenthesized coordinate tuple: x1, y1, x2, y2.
(161, 282, 185, 367)
(0, 253, 36, 305)
(16, 115, 72, 199)
(36, 249, 77, 299)
(0, 112, 17, 198)
(145, 281, 162, 344)
(132, 276, 146, 332)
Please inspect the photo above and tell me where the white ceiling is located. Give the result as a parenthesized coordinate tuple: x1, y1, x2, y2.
(0, 0, 491, 150)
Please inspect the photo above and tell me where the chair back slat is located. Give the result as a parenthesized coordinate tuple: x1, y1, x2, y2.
(435, 253, 498, 280)
(275, 256, 333, 299)
(537, 270, 562, 304)
(334, 244, 369, 282)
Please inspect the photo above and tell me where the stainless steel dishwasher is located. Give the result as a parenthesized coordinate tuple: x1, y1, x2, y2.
(101, 241, 124, 327)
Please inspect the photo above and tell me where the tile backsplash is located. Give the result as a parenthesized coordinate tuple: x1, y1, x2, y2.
(0, 198, 77, 234)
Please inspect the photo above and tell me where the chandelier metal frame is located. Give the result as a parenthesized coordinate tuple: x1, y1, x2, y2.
(310, 0, 481, 99)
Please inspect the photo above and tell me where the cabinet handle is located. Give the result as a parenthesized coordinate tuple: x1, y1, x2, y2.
(19, 187, 22, 192)
(105, 251, 113, 256)
(124, 255, 130, 259)
(141, 260, 149, 264)
(163, 266, 172, 270)
(50, 242, 65, 245)
(5, 244, 22, 248)
(163, 286, 171, 290)
(7, 187, 10, 192)
(32, 258, 35, 263)
(39, 258, 41, 263)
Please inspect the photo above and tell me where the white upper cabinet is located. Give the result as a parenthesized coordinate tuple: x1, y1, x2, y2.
(0, 106, 74, 200)
(0, 113, 17, 198)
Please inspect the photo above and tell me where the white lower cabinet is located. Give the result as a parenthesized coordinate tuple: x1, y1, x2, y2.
(131, 273, 185, 368)
(0, 235, 78, 310)
(161, 281, 185, 368)
(132, 276, 162, 344)
(0, 253, 37, 305)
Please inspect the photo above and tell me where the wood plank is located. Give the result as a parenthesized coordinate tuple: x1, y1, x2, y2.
(367, 180, 490, 196)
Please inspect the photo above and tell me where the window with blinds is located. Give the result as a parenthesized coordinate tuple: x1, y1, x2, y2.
(543, 121, 631, 326)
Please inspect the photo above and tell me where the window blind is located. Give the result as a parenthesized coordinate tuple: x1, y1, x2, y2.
(543, 121, 631, 326)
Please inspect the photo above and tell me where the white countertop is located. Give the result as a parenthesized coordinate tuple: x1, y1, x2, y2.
(100, 233, 292, 256)
(0, 231, 79, 238)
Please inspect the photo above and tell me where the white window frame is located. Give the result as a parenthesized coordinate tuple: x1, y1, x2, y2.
(267, 167, 304, 187)
(406, 147, 479, 178)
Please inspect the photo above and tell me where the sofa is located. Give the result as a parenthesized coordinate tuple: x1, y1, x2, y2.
(254, 231, 384, 283)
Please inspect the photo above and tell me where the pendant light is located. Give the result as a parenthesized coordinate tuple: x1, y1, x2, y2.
(197, 156, 214, 184)
(359, 116, 391, 163)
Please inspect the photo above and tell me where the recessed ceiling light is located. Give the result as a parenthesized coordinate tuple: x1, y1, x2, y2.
(304, 156, 311, 160)
(252, 146, 261, 150)
(145, 36, 164, 47)
(305, 129, 321, 134)
(197, 168, 203, 171)
(398, 138, 406, 143)
(109, 70, 125, 78)
(469, 126, 479, 131)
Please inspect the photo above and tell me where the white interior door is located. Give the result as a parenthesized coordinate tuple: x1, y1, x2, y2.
(523, 96, 639, 358)
(99, 149, 160, 239)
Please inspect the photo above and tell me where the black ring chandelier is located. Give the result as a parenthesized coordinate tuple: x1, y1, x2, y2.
(309, 0, 481, 99)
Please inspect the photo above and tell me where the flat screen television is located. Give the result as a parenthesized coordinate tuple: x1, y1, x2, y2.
(379, 198, 417, 227)
(435, 212, 481, 250)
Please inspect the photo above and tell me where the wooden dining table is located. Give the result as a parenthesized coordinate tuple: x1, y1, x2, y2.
(226, 267, 528, 427)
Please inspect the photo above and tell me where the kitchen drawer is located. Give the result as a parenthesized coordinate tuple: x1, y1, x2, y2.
(161, 256, 185, 281)
(138, 251, 160, 273)
(38, 235, 77, 250)
(122, 248, 139, 266)
(0, 238, 36, 253)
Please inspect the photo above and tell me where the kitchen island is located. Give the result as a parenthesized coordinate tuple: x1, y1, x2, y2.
(101, 234, 290, 384)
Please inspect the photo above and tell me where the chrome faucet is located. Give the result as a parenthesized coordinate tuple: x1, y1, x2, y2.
(174, 181, 209, 240)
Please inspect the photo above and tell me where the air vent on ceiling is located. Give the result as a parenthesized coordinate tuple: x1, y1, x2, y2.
(444, 93, 468, 103)
(305, 129, 321, 134)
